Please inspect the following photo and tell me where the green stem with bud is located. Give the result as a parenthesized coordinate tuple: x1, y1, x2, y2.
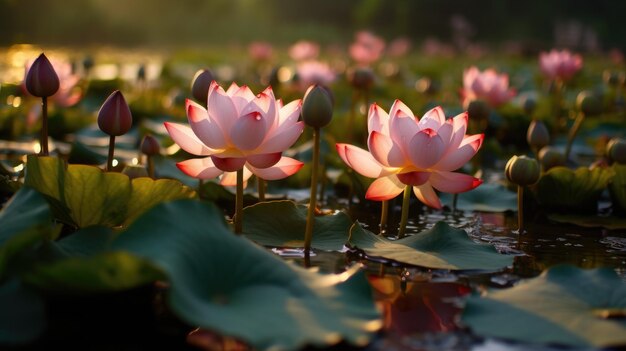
(234, 168, 244, 234)
(106, 135, 115, 171)
(41, 96, 49, 156)
(398, 185, 412, 238)
(304, 127, 321, 255)
(517, 185, 524, 233)
(379, 200, 388, 235)
(257, 178, 266, 202)
(147, 156, 155, 178)
(565, 112, 585, 161)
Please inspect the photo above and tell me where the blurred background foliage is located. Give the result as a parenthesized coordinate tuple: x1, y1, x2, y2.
(2, 0, 625, 52)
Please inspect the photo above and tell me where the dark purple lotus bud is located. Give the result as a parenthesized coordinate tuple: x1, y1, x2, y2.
(191, 69, 215, 105)
(301, 85, 333, 128)
(527, 120, 550, 150)
(25, 53, 59, 98)
(97, 90, 133, 136)
(347, 67, 375, 90)
(140, 134, 160, 156)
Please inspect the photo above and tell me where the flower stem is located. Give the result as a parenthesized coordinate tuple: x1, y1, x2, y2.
(106, 135, 115, 171)
(564, 112, 585, 161)
(347, 91, 357, 141)
(234, 168, 244, 234)
(147, 156, 155, 178)
(517, 185, 524, 233)
(379, 200, 388, 235)
(398, 185, 412, 238)
(304, 127, 321, 255)
(41, 96, 49, 156)
(452, 193, 459, 212)
(257, 177, 266, 202)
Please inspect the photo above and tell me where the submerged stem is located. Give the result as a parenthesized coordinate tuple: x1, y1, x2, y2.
(234, 168, 244, 234)
(564, 112, 585, 161)
(304, 128, 321, 255)
(379, 200, 389, 235)
(41, 96, 49, 156)
(257, 178, 266, 202)
(398, 185, 412, 238)
(517, 185, 524, 233)
(106, 135, 115, 171)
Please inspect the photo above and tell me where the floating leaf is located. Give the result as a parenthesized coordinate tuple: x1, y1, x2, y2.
(114, 200, 380, 350)
(547, 213, 626, 230)
(242, 200, 352, 251)
(609, 163, 626, 213)
(462, 265, 626, 348)
(440, 183, 517, 212)
(0, 279, 46, 344)
(24, 156, 197, 228)
(534, 166, 615, 213)
(348, 222, 513, 270)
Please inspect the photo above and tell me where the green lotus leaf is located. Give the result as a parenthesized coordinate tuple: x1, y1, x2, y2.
(113, 199, 381, 350)
(242, 200, 352, 251)
(0, 187, 58, 279)
(24, 155, 197, 228)
(462, 265, 626, 348)
(547, 213, 626, 230)
(534, 166, 615, 213)
(440, 182, 517, 212)
(348, 221, 513, 270)
(609, 163, 626, 213)
(0, 279, 46, 344)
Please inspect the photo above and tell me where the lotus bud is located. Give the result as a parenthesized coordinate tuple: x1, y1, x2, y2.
(97, 90, 133, 136)
(347, 67, 375, 90)
(576, 91, 602, 116)
(538, 146, 566, 171)
(522, 96, 537, 116)
(467, 99, 490, 121)
(25, 53, 60, 98)
(606, 138, 626, 164)
(122, 165, 149, 179)
(527, 120, 550, 150)
(140, 134, 160, 156)
(190, 69, 214, 104)
(302, 85, 333, 128)
(505, 155, 540, 186)
(603, 70, 624, 87)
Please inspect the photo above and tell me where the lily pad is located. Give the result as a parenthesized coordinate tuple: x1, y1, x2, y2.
(242, 200, 353, 251)
(462, 265, 626, 348)
(534, 166, 615, 213)
(609, 163, 626, 213)
(0, 279, 46, 344)
(348, 222, 513, 270)
(547, 213, 626, 230)
(24, 156, 196, 228)
(440, 183, 517, 212)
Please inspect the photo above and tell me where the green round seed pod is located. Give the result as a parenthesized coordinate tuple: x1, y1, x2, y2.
(505, 155, 540, 186)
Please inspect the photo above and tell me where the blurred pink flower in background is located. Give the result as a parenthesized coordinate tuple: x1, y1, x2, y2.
(539, 49, 583, 81)
(289, 40, 320, 61)
(387, 37, 412, 58)
(165, 81, 304, 186)
(295, 61, 336, 91)
(349, 31, 385, 65)
(461, 66, 516, 108)
(337, 103, 483, 209)
(248, 41, 274, 62)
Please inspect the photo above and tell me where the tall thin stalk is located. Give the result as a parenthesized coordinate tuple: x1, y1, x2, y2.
(106, 135, 115, 171)
(304, 128, 321, 255)
(234, 168, 244, 234)
(564, 112, 585, 160)
(398, 185, 412, 238)
(257, 178, 266, 202)
(379, 200, 388, 235)
(517, 185, 525, 233)
(40, 96, 49, 156)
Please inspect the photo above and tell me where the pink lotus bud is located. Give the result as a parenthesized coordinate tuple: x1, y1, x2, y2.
(25, 53, 60, 98)
(140, 134, 161, 156)
(527, 120, 550, 150)
(97, 90, 133, 136)
(302, 85, 333, 128)
(190, 69, 214, 104)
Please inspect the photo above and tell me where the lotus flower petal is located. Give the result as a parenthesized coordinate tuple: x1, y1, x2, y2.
(248, 157, 304, 180)
(397, 171, 430, 186)
(176, 157, 224, 179)
(418, 106, 445, 131)
(230, 112, 268, 151)
(408, 128, 446, 169)
(186, 99, 227, 150)
(413, 183, 442, 209)
(429, 171, 482, 193)
(247, 153, 282, 169)
(365, 175, 404, 201)
(435, 134, 484, 171)
(367, 131, 406, 167)
(337, 143, 389, 178)
(211, 156, 247, 172)
(259, 121, 304, 154)
(164, 122, 214, 156)
(207, 82, 238, 135)
(220, 167, 254, 186)
(367, 103, 390, 135)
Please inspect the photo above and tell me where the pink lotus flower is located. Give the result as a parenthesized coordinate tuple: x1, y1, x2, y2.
(289, 40, 320, 61)
(24, 58, 82, 107)
(248, 41, 274, 62)
(539, 49, 583, 82)
(164, 81, 304, 186)
(387, 37, 412, 58)
(295, 61, 336, 91)
(349, 31, 385, 66)
(336, 103, 483, 209)
(461, 66, 516, 108)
